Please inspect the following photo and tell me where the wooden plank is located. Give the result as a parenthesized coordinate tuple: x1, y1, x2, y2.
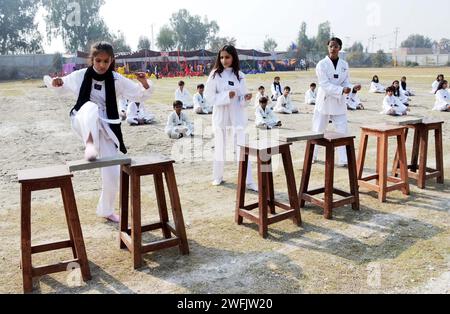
(31, 240, 72, 254)
(279, 131, 324, 143)
(141, 238, 180, 254)
(120, 232, 133, 252)
(32, 260, 78, 277)
(387, 117, 423, 126)
(18, 165, 70, 183)
(358, 180, 380, 192)
(268, 211, 297, 225)
(68, 156, 132, 172)
(238, 209, 260, 224)
(332, 197, 356, 209)
(141, 222, 164, 233)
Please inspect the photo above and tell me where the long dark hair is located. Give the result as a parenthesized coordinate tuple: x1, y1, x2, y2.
(436, 80, 448, 94)
(392, 80, 400, 97)
(437, 74, 444, 82)
(89, 42, 116, 72)
(212, 45, 241, 81)
(372, 75, 379, 83)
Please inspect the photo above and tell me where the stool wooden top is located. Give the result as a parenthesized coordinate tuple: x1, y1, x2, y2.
(18, 165, 71, 183)
(126, 154, 175, 168)
(240, 140, 292, 151)
(361, 124, 407, 132)
(420, 118, 445, 125)
(280, 131, 324, 143)
(321, 132, 356, 142)
(387, 116, 423, 126)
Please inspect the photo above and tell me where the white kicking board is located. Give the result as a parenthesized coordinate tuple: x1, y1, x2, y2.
(279, 131, 324, 143)
(67, 156, 132, 172)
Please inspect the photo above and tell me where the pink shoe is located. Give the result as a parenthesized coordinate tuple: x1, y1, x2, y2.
(84, 143, 98, 162)
(106, 214, 120, 223)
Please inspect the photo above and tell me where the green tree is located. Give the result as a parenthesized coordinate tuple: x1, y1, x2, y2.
(43, 0, 111, 52)
(313, 21, 331, 57)
(0, 0, 43, 54)
(111, 31, 131, 53)
(401, 34, 433, 48)
(296, 22, 312, 59)
(263, 38, 278, 52)
(169, 9, 219, 50)
(156, 25, 176, 51)
(209, 37, 237, 52)
(138, 36, 151, 50)
(371, 49, 388, 68)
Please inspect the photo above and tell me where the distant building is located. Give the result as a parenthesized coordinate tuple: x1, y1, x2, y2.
(393, 47, 450, 66)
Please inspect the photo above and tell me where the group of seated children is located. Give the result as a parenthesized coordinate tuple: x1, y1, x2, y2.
(175, 81, 213, 115)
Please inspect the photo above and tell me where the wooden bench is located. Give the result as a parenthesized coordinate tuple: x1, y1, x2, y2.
(298, 132, 360, 219)
(119, 155, 189, 269)
(235, 141, 302, 239)
(18, 165, 91, 293)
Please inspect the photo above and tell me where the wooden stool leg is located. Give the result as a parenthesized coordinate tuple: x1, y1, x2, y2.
(357, 133, 369, 180)
(435, 126, 444, 184)
(235, 149, 248, 225)
(266, 160, 276, 215)
(62, 179, 91, 281)
(376, 136, 382, 186)
(410, 127, 420, 173)
(324, 144, 335, 219)
(61, 186, 77, 258)
(398, 131, 410, 196)
(130, 174, 143, 269)
(257, 156, 269, 238)
(418, 127, 429, 189)
(154, 173, 172, 239)
(282, 147, 301, 226)
(299, 141, 314, 208)
(378, 134, 388, 203)
(21, 184, 33, 293)
(392, 128, 409, 177)
(119, 169, 130, 249)
(346, 141, 360, 211)
(165, 166, 190, 255)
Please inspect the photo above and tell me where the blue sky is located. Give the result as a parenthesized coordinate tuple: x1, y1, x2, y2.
(40, 0, 447, 53)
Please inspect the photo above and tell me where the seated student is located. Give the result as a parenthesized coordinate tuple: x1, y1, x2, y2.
(126, 101, 155, 126)
(175, 80, 193, 109)
(431, 74, 445, 94)
(165, 100, 194, 139)
(382, 86, 408, 116)
(255, 96, 281, 129)
(346, 89, 365, 110)
(305, 83, 317, 105)
(392, 80, 410, 106)
(271, 76, 283, 101)
(369, 75, 386, 93)
(255, 86, 271, 108)
(433, 80, 450, 112)
(119, 98, 129, 121)
(400, 76, 415, 96)
(193, 84, 213, 114)
(274, 86, 299, 114)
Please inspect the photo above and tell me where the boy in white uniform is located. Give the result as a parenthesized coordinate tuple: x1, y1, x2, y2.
(175, 80, 193, 109)
(305, 83, 317, 105)
(271, 76, 283, 101)
(274, 87, 299, 114)
(165, 100, 194, 139)
(193, 84, 213, 114)
(255, 96, 281, 129)
(126, 101, 155, 125)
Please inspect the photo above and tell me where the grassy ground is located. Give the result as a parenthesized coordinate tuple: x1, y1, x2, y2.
(0, 67, 449, 294)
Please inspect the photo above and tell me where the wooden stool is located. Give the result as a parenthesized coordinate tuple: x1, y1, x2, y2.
(119, 155, 189, 269)
(357, 124, 410, 202)
(235, 141, 302, 239)
(392, 118, 445, 189)
(299, 132, 360, 219)
(19, 166, 91, 293)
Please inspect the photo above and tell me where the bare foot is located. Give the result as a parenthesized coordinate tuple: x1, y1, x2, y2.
(84, 142, 98, 162)
(106, 214, 120, 223)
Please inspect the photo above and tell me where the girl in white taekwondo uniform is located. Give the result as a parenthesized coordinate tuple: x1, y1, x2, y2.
(312, 37, 361, 166)
(381, 86, 408, 116)
(433, 80, 450, 112)
(205, 45, 257, 191)
(44, 42, 152, 223)
(369, 75, 385, 93)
